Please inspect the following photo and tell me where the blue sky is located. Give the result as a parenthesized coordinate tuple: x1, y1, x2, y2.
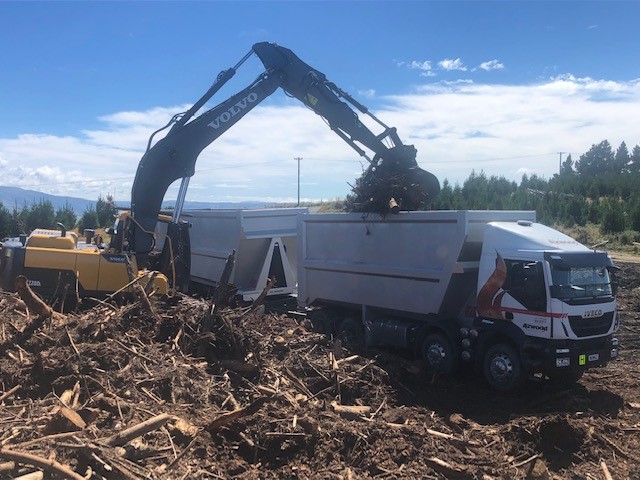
(1, 1, 639, 204)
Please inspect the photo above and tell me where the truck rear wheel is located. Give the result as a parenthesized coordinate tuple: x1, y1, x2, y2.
(483, 343, 523, 391)
(337, 318, 365, 350)
(308, 310, 336, 335)
(421, 333, 456, 374)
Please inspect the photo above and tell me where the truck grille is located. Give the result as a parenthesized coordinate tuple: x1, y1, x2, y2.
(568, 312, 614, 338)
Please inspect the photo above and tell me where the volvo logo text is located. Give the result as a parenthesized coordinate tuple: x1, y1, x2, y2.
(207, 93, 258, 129)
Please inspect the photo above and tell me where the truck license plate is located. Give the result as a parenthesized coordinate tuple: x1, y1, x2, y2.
(588, 353, 599, 362)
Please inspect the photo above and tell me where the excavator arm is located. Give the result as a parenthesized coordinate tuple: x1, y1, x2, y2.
(253, 43, 411, 163)
(252, 42, 440, 212)
(128, 42, 440, 266)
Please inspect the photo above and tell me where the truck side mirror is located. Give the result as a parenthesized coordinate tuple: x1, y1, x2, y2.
(610, 269, 619, 296)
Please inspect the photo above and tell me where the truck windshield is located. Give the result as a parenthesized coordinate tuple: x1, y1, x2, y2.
(550, 265, 613, 300)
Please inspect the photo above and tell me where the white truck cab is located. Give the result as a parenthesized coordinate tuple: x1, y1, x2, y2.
(473, 220, 618, 388)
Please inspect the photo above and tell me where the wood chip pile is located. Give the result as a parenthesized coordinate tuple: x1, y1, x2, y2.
(1, 263, 640, 479)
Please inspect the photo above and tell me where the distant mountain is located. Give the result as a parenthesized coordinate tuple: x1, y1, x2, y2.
(0, 186, 282, 214)
(0, 186, 95, 214)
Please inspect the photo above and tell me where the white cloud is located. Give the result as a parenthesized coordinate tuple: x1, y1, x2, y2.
(442, 79, 474, 86)
(438, 58, 467, 71)
(384, 77, 640, 185)
(1, 76, 640, 203)
(357, 89, 376, 98)
(479, 59, 505, 71)
(412, 61, 437, 77)
(401, 60, 437, 77)
(409, 60, 432, 71)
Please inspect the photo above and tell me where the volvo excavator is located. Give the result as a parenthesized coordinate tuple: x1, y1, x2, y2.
(0, 42, 440, 300)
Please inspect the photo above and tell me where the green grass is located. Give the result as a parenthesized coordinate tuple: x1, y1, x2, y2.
(555, 223, 640, 254)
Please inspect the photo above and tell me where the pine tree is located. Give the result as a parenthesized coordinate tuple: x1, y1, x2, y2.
(0, 203, 11, 239)
(560, 154, 573, 176)
(96, 194, 118, 228)
(55, 202, 77, 231)
(614, 141, 631, 173)
(26, 200, 56, 232)
(575, 140, 614, 175)
(630, 145, 640, 172)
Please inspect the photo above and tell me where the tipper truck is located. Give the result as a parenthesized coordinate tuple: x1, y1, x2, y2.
(298, 210, 619, 390)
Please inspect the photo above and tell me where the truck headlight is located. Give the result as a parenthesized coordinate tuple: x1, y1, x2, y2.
(611, 348, 618, 358)
(556, 357, 570, 367)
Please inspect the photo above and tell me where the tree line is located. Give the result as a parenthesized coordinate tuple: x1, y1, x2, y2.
(0, 195, 117, 239)
(431, 139, 640, 234)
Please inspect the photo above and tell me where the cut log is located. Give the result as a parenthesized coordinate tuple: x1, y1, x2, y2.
(0, 448, 85, 480)
(0, 385, 19, 404)
(425, 457, 473, 479)
(207, 397, 267, 431)
(0, 461, 16, 472)
(13, 471, 44, 480)
(102, 413, 172, 447)
(241, 276, 276, 319)
(600, 461, 613, 480)
(330, 401, 371, 417)
(15, 276, 61, 321)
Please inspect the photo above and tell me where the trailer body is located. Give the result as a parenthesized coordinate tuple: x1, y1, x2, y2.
(178, 208, 306, 300)
(298, 211, 619, 390)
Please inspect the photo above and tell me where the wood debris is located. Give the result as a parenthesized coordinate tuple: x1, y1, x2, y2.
(0, 259, 639, 478)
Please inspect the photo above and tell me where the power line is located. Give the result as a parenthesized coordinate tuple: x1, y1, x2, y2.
(305, 152, 558, 164)
(430, 152, 558, 164)
(6, 159, 285, 189)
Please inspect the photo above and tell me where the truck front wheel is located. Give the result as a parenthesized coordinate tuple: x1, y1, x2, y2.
(421, 333, 456, 374)
(483, 343, 523, 391)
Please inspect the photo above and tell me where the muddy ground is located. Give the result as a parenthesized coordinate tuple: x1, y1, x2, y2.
(0, 261, 639, 479)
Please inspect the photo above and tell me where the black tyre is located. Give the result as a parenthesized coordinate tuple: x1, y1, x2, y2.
(308, 309, 336, 335)
(420, 333, 456, 374)
(483, 343, 523, 391)
(337, 318, 365, 349)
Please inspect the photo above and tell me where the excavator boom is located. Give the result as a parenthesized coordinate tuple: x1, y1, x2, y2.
(128, 42, 440, 278)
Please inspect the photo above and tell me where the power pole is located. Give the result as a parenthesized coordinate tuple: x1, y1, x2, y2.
(294, 157, 303, 206)
(558, 152, 565, 175)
